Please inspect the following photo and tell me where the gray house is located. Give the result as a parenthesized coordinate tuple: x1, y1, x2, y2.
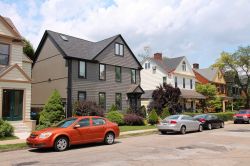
(32, 30, 144, 117)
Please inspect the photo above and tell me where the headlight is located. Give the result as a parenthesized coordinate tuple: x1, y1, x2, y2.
(39, 132, 52, 139)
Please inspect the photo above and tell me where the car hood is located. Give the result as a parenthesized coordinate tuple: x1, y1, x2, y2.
(32, 127, 64, 135)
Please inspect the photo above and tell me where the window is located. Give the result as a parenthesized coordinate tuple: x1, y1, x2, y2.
(78, 91, 86, 101)
(175, 77, 178, 88)
(183, 78, 185, 88)
(78, 118, 90, 127)
(182, 61, 186, 71)
(78, 61, 86, 78)
(115, 43, 124, 56)
(131, 69, 136, 84)
(148, 62, 150, 69)
(0, 43, 10, 65)
(115, 93, 122, 110)
(115, 66, 121, 82)
(92, 118, 106, 126)
(163, 76, 167, 84)
(190, 79, 193, 89)
(99, 92, 106, 109)
(99, 64, 106, 80)
(144, 63, 150, 69)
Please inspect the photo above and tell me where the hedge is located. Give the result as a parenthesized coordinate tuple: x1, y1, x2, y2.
(183, 112, 235, 121)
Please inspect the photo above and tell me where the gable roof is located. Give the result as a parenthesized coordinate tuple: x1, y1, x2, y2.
(146, 56, 185, 73)
(194, 67, 219, 82)
(0, 15, 22, 39)
(34, 30, 142, 68)
(0, 64, 31, 82)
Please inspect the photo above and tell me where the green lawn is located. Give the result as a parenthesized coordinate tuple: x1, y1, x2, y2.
(0, 143, 27, 152)
(0, 136, 18, 141)
(119, 125, 156, 132)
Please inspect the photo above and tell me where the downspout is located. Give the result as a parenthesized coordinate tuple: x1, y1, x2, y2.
(67, 59, 72, 118)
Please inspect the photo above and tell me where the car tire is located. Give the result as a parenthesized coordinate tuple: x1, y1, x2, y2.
(220, 122, 224, 128)
(180, 126, 186, 135)
(234, 121, 237, 124)
(54, 136, 68, 152)
(198, 125, 203, 132)
(104, 132, 115, 145)
(207, 123, 212, 130)
(160, 131, 167, 135)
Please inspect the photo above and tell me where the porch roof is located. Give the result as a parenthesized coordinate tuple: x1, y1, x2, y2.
(180, 89, 206, 99)
(127, 84, 144, 94)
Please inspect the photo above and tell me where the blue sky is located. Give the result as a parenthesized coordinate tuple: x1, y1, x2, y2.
(1, 0, 250, 68)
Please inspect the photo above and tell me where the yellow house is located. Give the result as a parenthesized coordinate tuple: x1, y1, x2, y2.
(0, 15, 35, 137)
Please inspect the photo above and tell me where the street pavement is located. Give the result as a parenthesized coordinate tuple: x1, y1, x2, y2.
(1, 123, 250, 166)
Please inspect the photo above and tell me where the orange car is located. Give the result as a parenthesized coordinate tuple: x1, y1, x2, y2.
(26, 116, 120, 151)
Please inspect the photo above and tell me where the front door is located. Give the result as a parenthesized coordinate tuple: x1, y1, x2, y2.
(2, 89, 23, 121)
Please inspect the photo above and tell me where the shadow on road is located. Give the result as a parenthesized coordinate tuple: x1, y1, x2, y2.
(28, 141, 122, 153)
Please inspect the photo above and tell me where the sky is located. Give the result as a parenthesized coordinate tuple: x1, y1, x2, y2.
(1, 0, 250, 68)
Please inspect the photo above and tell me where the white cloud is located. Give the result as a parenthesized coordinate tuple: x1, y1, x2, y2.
(1, 0, 250, 67)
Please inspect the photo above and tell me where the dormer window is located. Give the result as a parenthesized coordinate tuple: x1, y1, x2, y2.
(182, 61, 186, 71)
(0, 43, 10, 65)
(144, 62, 150, 69)
(115, 43, 124, 56)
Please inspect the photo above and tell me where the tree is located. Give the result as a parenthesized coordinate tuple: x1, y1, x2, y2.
(148, 83, 181, 115)
(213, 47, 250, 108)
(23, 38, 35, 61)
(37, 90, 65, 129)
(196, 83, 217, 109)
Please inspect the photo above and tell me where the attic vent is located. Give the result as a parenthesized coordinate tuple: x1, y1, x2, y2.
(60, 34, 68, 41)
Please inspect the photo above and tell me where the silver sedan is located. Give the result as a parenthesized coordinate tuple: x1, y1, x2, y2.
(157, 115, 203, 134)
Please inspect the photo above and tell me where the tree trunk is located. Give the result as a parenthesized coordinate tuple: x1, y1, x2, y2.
(243, 88, 249, 108)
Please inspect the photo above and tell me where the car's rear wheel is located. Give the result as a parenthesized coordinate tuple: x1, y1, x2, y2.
(234, 121, 237, 124)
(220, 122, 224, 128)
(54, 137, 68, 152)
(198, 125, 203, 132)
(180, 126, 186, 135)
(207, 123, 212, 130)
(104, 132, 115, 145)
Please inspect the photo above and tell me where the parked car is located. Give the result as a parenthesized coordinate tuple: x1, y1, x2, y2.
(26, 116, 120, 151)
(157, 115, 203, 134)
(233, 109, 250, 124)
(193, 114, 224, 130)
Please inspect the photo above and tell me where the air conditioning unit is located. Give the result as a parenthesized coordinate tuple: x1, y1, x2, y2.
(152, 66, 156, 70)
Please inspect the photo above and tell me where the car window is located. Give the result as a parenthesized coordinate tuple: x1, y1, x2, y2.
(165, 115, 180, 120)
(92, 118, 106, 126)
(55, 118, 77, 128)
(239, 110, 247, 114)
(211, 115, 218, 120)
(78, 118, 90, 127)
(194, 114, 206, 119)
(181, 116, 193, 120)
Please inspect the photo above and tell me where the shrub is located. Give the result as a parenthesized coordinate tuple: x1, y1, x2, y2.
(0, 119, 14, 137)
(109, 104, 118, 112)
(148, 109, 158, 125)
(161, 107, 170, 119)
(37, 90, 65, 130)
(74, 100, 104, 117)
(124, 114, 144, 126)
(106, 111, 124, 125)
(183, 112, 235, 121)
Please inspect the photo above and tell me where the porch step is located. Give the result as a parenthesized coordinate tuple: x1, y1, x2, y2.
(8, 121, 32, 139)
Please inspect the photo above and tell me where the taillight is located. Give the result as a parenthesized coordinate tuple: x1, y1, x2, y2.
(199, 118, 206, 123)
(170, 120, 177, 124)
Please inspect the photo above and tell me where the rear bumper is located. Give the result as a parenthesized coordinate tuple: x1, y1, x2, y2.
(234, 118, 249, 123)
(26, 137, 53, 148)
(157, 124, 180, 132)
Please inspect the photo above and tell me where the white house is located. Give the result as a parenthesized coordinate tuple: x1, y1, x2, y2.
(141, 53, 205, 111)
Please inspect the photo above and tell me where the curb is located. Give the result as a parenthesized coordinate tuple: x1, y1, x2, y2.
(120, 129, 157, 136)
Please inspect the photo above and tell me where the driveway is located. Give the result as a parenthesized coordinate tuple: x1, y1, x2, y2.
(1, 124, 250, 166)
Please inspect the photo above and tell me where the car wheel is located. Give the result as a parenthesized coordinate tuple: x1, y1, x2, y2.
(54, 137, 68, 152)
(198, 125, 203, 132)
(160, 131, 167, 135)
(234, 121, 237, 124)
(207, 123, 212, 130)
(104, 132, 115, 145)
(180, 126, 186, 135)
(220, 122, 224, 128)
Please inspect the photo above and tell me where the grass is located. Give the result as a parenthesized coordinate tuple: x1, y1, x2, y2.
(0, 143, 28, 152)
(0, 136, 18, 141)
(119, 125, 156, 132)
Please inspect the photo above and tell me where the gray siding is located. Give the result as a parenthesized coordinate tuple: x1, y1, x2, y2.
(71, 60, 140, 111)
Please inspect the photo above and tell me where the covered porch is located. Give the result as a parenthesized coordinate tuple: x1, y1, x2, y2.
(127, 85, 144, 112)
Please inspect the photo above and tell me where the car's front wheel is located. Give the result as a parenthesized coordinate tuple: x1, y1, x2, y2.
(198, 125, 203, 132)
(104, 132, 115, 145)
(54, 137, 68, 152)
(207, 123, 212, 130)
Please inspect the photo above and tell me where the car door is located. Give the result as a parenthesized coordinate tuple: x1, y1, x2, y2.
(90, 117, 106, 141)
(211, 115, 220, 128)
(186, 116, 199, 131)
(76, 118, 92, 143)
(181, 116, 192, 131)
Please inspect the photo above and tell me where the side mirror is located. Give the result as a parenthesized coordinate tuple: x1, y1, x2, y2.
(74, 124, 80, 129)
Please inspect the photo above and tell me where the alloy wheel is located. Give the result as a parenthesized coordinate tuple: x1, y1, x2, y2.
(105, 133, 114, 145)
(55, 137, 68, 151)
(208, 123, 212, 130)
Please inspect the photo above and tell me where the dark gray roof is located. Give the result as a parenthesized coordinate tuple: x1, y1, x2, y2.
(127, 84, 144, 94)
(194, 67, 218, 82)
(47, 30, 119, 60)
(149, 56, 185, 73)
(141, 90, 154, 99)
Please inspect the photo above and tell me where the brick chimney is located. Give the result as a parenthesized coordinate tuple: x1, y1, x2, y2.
(193, 63, 199, 69)
(154, 53, 162, 61)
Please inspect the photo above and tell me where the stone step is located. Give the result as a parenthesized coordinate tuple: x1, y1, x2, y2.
(8, 121, 32, 139)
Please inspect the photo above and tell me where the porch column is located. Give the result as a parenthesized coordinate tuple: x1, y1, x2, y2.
(222, 100, 226, 112)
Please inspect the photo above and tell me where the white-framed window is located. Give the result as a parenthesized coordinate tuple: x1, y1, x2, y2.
(79, 61, 86, 78)
(115, 43, 124, 56)
(182, 61, 186, 71)
(190, 79, 193, 89)
(183, 78, 186, 88)
(175, 77, 178, 88)
(99, 64, 106, 80)
(0, 43, 10, 65)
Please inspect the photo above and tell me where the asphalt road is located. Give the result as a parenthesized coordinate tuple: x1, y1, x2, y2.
(1, 123, 250, 166)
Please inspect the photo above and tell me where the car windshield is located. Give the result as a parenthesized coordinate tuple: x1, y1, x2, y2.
(238, 110, 249, 114)
(194, 114, 207, 119)
(165, 115, 180, 120)
(54, 118, 77, 128)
